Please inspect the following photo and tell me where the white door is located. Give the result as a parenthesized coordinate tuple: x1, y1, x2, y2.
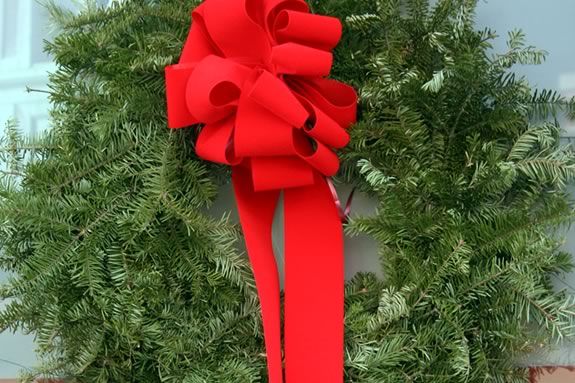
(0, 0, 54, 377)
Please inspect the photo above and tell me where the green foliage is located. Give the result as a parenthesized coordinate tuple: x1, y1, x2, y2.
(325, 0, 575, 381)
(0, 0, 574, 382)
(0, 1, 265, 382)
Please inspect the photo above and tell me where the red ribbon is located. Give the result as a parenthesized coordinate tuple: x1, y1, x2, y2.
(165, 1, 357, 381)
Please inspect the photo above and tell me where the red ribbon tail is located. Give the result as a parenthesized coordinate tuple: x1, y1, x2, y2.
(284, 174, 344, 383)
(232, 167, 284, 383)
(233, 168, 344, 383)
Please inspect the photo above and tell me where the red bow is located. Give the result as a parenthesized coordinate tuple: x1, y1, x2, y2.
(165, 0, 357, 381)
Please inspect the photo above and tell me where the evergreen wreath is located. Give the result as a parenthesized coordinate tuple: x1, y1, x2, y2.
(1, 0, 575, 382)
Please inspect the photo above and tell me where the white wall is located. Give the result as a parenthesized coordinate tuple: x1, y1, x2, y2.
(0, 0, 54, 378)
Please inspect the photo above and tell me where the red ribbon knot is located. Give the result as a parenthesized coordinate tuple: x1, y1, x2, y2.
(165, 0, 357, 382)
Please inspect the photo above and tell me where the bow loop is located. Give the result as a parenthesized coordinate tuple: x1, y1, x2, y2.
(293, 130, 340, 176)
(234, 89, 298, 158)
(271, 43, 333, 76)
(203, 0, 271, 59)
(165, 63, 199, 128)
(180, 4, 221, 63)
(273, 10, 342, 50)
(251, 156, 314, 191)
(263, 0, 309, 36)
(164, 0, 357, 191)
(295, 94, 350, 149)
(248, 70, 308, 127)
(195, 117, 240, 165)
(289, 77, 358, 128)
(185, 55, 250, 124)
